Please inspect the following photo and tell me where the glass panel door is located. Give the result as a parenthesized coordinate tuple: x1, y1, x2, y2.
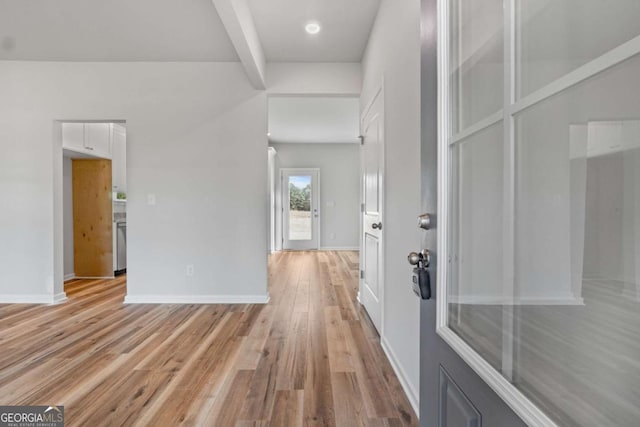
(282, 169, 319, 250)
(441, 0, 640, 425)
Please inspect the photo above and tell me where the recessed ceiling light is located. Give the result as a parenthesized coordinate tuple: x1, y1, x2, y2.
(267, 132, 271, 137)
(305, 22, 321, 35)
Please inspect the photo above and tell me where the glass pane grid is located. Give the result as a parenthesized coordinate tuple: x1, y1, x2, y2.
(446, 1, 640, 425)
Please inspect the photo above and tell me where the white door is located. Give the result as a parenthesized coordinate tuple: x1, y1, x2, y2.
(360, 87, 384, 333)
(282, 168, 319, 250)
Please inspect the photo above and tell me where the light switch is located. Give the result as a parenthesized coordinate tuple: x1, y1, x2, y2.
(326, 201, 335, 207)
(147, 194, 156, 206)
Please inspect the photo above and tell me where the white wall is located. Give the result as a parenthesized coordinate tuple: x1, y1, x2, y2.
(271, 143, 360, 250)
(361, 0, 421, 413)
(266, 62, 362, 95)
(0, 61, 268, 303)
(63, 156, 74, 279)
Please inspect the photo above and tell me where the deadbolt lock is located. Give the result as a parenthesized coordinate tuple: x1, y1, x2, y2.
(418, 213, 432, 230)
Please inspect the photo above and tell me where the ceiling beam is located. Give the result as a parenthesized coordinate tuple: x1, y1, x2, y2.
(212, 0, 266, 89)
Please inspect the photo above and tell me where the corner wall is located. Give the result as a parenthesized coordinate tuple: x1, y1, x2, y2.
(0, 61, 268, 303)
(360, 0, 422, 413)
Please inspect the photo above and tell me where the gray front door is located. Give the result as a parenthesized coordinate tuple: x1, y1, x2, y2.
(418, 1, 525, 425)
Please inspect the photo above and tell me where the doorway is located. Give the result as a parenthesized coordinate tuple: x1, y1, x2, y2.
(59, 121, 127, 295)
(281, 168, 320, 250)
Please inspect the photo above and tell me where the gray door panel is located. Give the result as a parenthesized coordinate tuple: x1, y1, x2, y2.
(439, 367, 481, 427)
(419, 1, 527, 425)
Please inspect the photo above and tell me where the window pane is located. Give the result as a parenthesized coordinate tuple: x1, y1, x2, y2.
(450, 0, 504, 133)
(449, 122, 504, 371)
(514, 53, 640, 426)
(517, 0, 640, 98)
(288, 175, 312, 241)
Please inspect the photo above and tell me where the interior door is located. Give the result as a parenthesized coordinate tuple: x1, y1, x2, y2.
(419, 0, 525, 425)
(282, 168, 319, 250)
(360, 88, 384, 333)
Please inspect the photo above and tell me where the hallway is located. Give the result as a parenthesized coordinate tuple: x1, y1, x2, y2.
(0, 251, 417, 426)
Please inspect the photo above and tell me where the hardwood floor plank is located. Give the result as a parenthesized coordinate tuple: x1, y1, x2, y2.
(275, 311, 308, 390)
(326, 306, 355, 373)
(332, 372, 367, 427)
(209, 370, 255, 427)
(270, 389, 304, 427)
(0, 251, 417, 427)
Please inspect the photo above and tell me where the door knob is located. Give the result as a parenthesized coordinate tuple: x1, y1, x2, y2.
(372, 222, 382, 230)
(408, 252, 421, 265)
(407, 250, 431, 267)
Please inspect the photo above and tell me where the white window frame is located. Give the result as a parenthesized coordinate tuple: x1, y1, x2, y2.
(435, 0, 640, 425)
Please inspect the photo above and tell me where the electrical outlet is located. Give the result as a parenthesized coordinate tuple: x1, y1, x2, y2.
(186, 265, 194, 277)
(147, 194, 156, 206)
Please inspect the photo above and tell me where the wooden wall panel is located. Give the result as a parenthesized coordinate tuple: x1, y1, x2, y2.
(72, 159, 113, 277)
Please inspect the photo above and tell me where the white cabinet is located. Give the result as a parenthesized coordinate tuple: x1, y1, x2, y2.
(587, 120, 640, 158)
(85, 123, 112, 158)
(111, 125, 127, 193)
(62, 123, 112, 159)
(61, 123, 85, 152)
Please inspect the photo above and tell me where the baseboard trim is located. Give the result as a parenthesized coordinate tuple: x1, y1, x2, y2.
(0, 294, 64, 304)
(318, 246, 359, 251)
(74, 276, 116, 280)
(53, 292, 68, 304)
(381, 336, 419, 418)
(124, 293, 271, 304)
(64, 273, 76, 282)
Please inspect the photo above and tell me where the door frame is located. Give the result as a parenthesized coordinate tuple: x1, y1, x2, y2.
(280, 168, 320, 250)
(359, 83, 385, 335)
(54, 119, 127, 303)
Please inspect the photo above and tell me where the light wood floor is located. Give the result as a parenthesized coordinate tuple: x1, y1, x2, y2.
(0, 251, 417, 426)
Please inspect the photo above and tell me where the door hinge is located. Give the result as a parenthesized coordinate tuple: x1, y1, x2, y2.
(358, 135, 365, 145)
(361, 203, 365, 213)
(360, 270, 365, 279)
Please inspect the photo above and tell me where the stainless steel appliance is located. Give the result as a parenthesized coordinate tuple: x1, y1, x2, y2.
(116, 221, 127, 273)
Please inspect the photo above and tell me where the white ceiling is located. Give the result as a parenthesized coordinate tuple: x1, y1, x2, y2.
(268, 97, 360, 144)
(0, 0, 239, 61)
(248, 0, 380, 62)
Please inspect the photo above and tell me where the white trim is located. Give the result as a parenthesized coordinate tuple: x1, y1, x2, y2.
(318, 246, 359, 251)
(381, 336, 419, 418)
(64, 273, 76, 282)
(511, 33, 640, 116)
(450, 110, 503, 144)
(74, 276, 116, 280)
(359, 81, 385, 337)
(449, 295, 584, 306)
(53, 292, 68, 304)
(124, 293, 270, 304)
(0, 294, 65, 304)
